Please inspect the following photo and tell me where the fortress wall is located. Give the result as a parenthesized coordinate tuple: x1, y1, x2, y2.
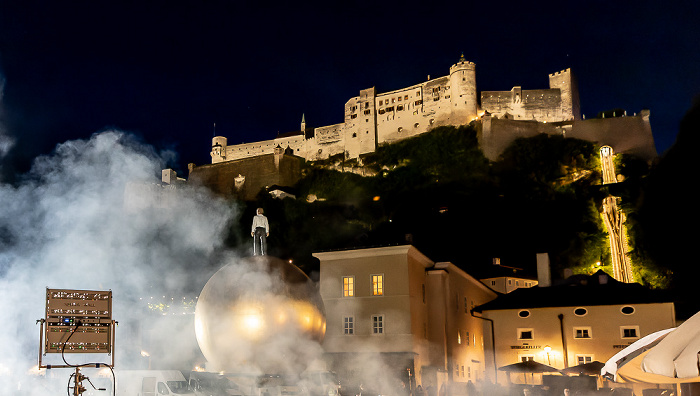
(478, 112, 657, 162)
(306, 123, 346, 161)
(567, 112, 657, 161)
(478, 117, 565, 161)
(376, 84, 427, 144)
(223, 135, 304, 161)
(481, 88, 565, 122)
(189, 153, 303, 201)
(211, 60, 604, 167)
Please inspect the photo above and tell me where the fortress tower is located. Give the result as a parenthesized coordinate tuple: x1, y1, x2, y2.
(548, 68, 581, 120)
(211, 136, 227, 163)
(449, 54, 478, 123)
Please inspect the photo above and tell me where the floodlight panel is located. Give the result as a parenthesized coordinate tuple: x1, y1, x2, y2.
(44, 288, 113, 354)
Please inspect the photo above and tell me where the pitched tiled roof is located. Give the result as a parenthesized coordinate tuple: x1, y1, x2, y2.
(473, 270, 672, 312)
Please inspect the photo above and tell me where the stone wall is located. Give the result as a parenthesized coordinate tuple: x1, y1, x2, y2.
(478, 111, 657, 162)
(189, 152, 303, 201)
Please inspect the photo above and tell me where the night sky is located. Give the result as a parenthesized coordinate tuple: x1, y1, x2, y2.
(1, 0, 698, 177)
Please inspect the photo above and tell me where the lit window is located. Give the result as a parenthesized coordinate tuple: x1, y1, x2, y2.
(372, 315, 384, 334)
(621, 326, 639, 339)
(372, 274, 384, 296)
(457, 330, 462, 344)
(518, 328, 534, 340)
(519, 355, 535, 362)
(343, 276, 354, 297)
(574, 327, 592, 339)
(344, 316, 354, 335)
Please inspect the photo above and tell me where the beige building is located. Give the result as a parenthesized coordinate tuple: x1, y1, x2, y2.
(473, 270, 675, 385)
(478, 259, 538, 294)
(314, 245, 497, 393)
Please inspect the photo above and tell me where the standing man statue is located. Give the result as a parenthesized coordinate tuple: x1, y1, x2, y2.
(251, 208, 269, 255)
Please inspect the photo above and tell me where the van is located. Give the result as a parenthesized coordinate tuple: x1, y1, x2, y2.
(189, 371, 302, 396)
(115, 370, 194, 395)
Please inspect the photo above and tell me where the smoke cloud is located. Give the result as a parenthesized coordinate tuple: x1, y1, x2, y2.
(0, 127, 411, 395)
(0, 130, 239, 390)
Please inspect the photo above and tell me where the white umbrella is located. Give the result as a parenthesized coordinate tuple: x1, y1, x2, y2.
(602, 310, 700, 384)
(601, 328, 674, 382)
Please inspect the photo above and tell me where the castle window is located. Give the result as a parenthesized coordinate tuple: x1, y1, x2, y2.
(365, 102, 369, 108)
(379, 100, 383, 105)
(397, 105, 404, 111)
(379, 109, 385, 114)
(414, 123, 419, 128)
(416, 91, 420, 97)
(352, 133, 357, 138)
(350, 114, 357, 119)
(398, 127, 403, 132)
(386, 106, 394, 112)
(398, 97, 402, 102)
(364, 109, 371, 115)
(404, 95, 408, 100)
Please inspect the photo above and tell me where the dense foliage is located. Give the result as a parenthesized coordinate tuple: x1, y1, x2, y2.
(226, 123, 669, 287)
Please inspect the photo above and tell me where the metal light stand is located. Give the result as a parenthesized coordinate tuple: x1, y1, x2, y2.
(37, 288, 117, 395)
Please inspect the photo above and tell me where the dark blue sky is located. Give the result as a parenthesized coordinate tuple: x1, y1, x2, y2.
(1, 0, 698, 176)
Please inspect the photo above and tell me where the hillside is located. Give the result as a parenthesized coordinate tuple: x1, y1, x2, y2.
(227, 124, 665, 287)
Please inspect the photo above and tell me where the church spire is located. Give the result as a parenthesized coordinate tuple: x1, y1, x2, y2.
(301, 113, 306, 131)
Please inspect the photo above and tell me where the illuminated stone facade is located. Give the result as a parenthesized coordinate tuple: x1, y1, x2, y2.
(209, 56, 579, 164)
(190, 146, 302, 201)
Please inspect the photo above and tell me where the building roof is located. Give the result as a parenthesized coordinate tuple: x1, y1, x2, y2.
(473, 270, 672, 312)
(476, 263, 537, 281)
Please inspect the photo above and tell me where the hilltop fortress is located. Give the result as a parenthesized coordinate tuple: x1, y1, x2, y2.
(188, 55, 656, 199)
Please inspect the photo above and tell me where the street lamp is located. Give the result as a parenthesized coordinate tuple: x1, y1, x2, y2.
(141, 350, 151, 369)
(543, 345, 552, 365)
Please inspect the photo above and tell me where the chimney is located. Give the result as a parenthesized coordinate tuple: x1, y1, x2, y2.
(536, 253, 551, 287)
